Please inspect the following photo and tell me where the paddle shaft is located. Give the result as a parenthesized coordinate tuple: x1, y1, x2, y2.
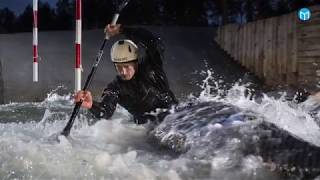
(61, 13, 121, 137)
(61, 0, 131, 137)
(61, 39, 107, 136)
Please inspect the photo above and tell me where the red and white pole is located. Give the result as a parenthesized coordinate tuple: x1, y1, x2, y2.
(75, 0, 82, 91)
(33, 0, 38, 82)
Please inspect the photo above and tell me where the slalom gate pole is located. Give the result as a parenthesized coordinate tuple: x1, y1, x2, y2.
(32, 0, 38, 82)
(75, 0, 82, 91)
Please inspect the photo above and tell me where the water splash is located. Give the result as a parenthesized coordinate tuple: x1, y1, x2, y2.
(0, 69, 319, 179)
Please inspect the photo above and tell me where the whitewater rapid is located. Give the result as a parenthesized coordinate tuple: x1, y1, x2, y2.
(0, 70, 319, 179)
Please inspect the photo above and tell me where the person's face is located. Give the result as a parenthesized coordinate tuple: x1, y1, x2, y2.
(114, 62, 137, 80)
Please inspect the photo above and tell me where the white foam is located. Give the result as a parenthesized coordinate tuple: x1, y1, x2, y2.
(1, 68, 319, 179)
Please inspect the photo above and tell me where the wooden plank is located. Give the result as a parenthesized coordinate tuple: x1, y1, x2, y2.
(229, 25, 233, 57)
(225, 25, 229, 52)
(297, 19, 320, 27)
(235, 26, 240, 61)
(255, 20, 263, 78)
(250, 22, 254, 70)
(278, 15, 284, 76)
(298, 37, 320, 50)
(298, 62, 320, 72)
(229, 24, 233, 54)
(296, 9, 320, 80)
(221, 26, 226, 49)
(247, 23, 252, 69)
(225, 25, 228, 50)
(237, 26, 240, 62)
(298, 61, 319, 68)
(234, 25, 239, 61)
(230, 24, 234, 54)
(226, 25, 231, 54)
(237, 26, 240, 61)
(230, 24, 236, 58)
(297, 26, 320, 39)
(240, 25, 244, 64)
(246, 23, 251, 69)
(246, 23, 251, 68)
(271, 17, 281, 83)
(291, 13, 298, 73)
(232, 25, 236, 59)
(260, 20, 266, 78)
(224, 25, 228, 53)
(243, 24, 247, 67)
(275, 16, 281, 77)
(252, 22, 257, 74)
(238, 25, 241, 61)
(282, 15, 288, 82)
(287, 13, 297, 85)
(243, 24, 247, 66)
(263, 19, 270, 78)
(279, 16, 285, 79)
(228, 25, 232, 53)
(225, 25, 229, 50)
(298, 57, 320, 63)
(234, 24, 239, 58)
(287, 13, 292, 74)
(241, 25, 245, 64)
(297, 24, 320, 33)
(269, 18, 276, 81)
(242, 24, 247, 66)
(298, 76, 320, 82)
(245, 23, 249, 68)
(248, 23, 253, 69)
(249, 23, 253, 71)
(252, 22, 257, 71)
(276, 16, 284, 76)
(244, 24, 249, 68)
(298, 75, 319, 84)
(247, 23, 251, 69)
(298, 49, 320, 57)
(254, 21, 259, 75)
(271, 16, 279, 82)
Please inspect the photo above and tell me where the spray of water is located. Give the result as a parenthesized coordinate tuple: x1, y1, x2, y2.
(0, 69, 318, 179)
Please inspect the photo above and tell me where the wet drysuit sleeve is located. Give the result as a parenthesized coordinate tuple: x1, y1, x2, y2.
(121, 26, 165, 67)
(89, 81, 120, 119)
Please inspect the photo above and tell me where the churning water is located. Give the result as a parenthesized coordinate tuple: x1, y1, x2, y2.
(0, 70, 320, 180)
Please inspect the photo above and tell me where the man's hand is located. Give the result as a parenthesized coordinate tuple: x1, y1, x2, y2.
(74, 90, 93, 109)
(104, 24, 121, 38)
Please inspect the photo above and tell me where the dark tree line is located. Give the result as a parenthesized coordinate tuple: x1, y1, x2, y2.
(0, 0, 318, 33)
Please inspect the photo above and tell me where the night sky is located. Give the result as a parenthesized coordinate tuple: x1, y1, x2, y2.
(0, 0, 58, 15)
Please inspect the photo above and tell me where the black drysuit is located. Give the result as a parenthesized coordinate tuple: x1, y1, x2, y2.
(89, 27, 178, 124)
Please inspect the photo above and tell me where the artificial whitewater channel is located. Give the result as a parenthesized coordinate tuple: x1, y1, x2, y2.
(0, 69, 319, 180)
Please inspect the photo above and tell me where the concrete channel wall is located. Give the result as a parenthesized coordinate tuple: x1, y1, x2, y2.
(0, 26, 217, 103)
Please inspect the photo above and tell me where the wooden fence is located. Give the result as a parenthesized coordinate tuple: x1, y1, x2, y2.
(215, 5, 320, 89)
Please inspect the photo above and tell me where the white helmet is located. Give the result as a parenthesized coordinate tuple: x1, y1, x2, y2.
(111, 39, 138, 63)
